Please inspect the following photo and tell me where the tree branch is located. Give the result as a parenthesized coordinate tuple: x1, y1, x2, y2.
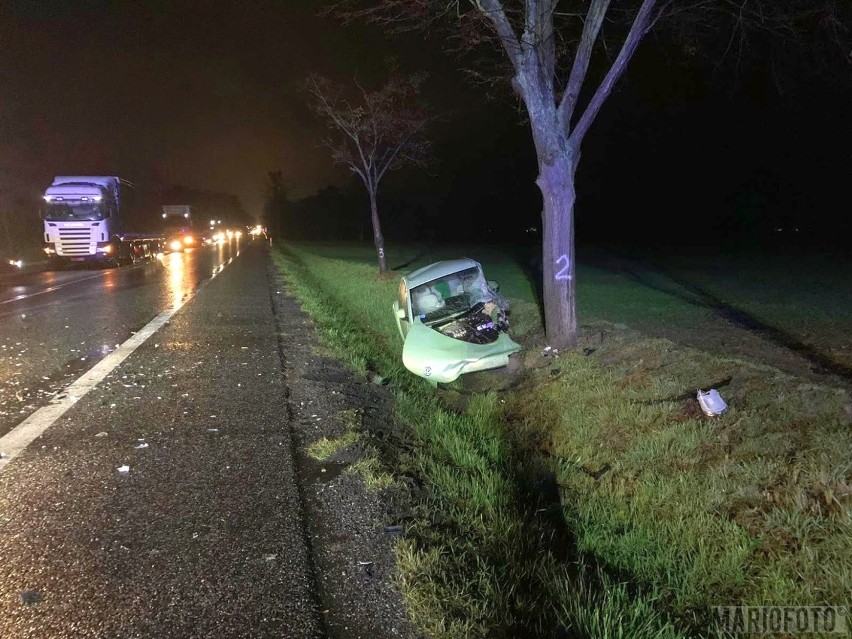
(557, 0, 611, 133)
(475, 0, 523, 70)
(568, 0, 658, 150)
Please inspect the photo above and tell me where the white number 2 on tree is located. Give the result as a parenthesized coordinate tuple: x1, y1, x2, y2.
(555, 254, 571, 280)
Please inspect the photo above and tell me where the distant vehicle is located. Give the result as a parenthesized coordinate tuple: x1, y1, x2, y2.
(0, 255, 24, 275)
(161, 205, 195, 252)
(393, 258, 521, 384)
(42, 176, 163, 268)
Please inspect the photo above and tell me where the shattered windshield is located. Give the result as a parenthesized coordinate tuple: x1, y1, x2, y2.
(44, 203, 104, 221)
(410, 266, 492, 323)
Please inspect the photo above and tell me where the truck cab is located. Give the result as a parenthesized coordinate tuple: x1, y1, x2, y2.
(161, 205, 195, 252)
(43, 177, 122, 264)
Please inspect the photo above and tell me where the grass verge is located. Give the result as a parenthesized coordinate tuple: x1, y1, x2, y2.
(273, 241, 851, 638)
(273, 244, 682, 638)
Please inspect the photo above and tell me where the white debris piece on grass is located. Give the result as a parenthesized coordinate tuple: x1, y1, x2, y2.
(134, 442, 149, 449)
(697, 389, 728, 416)
(95, 432, 108, 437)
(207, 428, 219, 432)
(117, 465, 130, 473)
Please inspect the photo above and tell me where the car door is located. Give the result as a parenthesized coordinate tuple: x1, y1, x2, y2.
(393, 278, 412, 340)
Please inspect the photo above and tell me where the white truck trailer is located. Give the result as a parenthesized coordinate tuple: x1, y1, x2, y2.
(42, 176, 163, 268)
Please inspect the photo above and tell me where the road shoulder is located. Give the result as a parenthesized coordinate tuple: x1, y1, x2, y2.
(267, 258, 419, 639)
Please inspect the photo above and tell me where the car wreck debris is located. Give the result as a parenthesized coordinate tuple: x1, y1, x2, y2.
(697, 389, 728, 416)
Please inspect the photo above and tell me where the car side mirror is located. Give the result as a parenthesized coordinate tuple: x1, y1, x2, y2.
(396, 308, 407, 320)
(487, 279, 500, 293)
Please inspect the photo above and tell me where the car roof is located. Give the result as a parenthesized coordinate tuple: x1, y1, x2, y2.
(405, 258, 481, 288)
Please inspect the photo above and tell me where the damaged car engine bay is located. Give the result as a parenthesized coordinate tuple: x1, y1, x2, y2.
(411, 266, 511, 345)
(433, 301, 508, 344)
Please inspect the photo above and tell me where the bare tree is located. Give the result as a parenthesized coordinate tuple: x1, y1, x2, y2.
(308, 73, 431, 273)
(334, 0, 851, 348)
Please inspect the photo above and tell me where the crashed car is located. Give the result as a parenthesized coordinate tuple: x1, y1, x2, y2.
(393, 258, 521, 384)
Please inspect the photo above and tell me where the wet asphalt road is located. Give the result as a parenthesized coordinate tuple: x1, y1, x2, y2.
(0, 242, 325, 637)
(0, 242, 243, 439)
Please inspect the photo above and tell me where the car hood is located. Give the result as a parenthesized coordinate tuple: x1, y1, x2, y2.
(402, 319, 520, 384)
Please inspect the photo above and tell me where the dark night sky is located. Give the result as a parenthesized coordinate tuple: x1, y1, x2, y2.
(1, 0, 417, 214)
(1, 0, 850, 241)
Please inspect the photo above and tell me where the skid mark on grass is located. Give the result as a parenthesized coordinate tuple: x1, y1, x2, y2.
(647, 266, 852, 384)
(589, 254, 852, 387)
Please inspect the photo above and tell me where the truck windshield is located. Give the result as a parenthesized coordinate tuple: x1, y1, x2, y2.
(44, 203, 105, 221)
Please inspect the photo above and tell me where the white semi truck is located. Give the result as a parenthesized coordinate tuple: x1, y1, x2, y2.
(42, 176, 163, 268)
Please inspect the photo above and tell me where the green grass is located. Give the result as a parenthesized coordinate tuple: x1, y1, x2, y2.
(273, 241, 852, 638)
(346, 454, 396, 491)
(307, 431, 359, 461)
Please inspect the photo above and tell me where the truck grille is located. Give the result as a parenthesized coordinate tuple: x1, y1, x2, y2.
(57, 228, 95, 256)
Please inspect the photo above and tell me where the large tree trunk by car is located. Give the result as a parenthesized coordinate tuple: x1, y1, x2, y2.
(536, 142, 578, 349)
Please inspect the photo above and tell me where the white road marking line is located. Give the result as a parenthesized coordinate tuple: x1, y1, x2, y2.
(0, 251, 240, 472)
(0, 271, 109, 305)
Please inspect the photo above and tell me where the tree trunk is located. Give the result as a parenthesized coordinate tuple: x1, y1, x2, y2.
(537, 154, 578, 349)
(368, 189, 387, 273)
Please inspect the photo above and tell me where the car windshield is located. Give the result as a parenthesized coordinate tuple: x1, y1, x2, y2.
(44, 203, 104, 221)
(410, 266, 492, 323)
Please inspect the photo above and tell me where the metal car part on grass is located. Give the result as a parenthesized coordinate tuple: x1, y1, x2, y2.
(393, 258, 520, 384)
